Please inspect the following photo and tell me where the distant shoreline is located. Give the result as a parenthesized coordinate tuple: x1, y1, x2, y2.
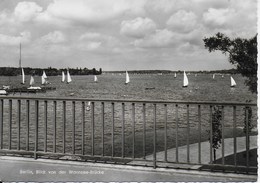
(103, 69, 238, 74)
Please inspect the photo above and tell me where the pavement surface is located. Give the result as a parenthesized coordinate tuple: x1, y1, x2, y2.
(0, 156, 257, 182)
(0, 136, 257, 182)
(137, 136, 258, 164)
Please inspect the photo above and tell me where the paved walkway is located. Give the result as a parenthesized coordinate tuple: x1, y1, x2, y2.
(0, 156, 257, 182)
(141, 136, 257, 164)
(0, 136, 257, 182)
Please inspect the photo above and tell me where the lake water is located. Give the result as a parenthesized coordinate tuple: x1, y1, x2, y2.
(0, 73, 257, 157)
(0, 73, 256, 102)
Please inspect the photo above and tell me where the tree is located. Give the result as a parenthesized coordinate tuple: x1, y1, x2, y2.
(203, 33, 257, 93)
(209, 106, 222, 162)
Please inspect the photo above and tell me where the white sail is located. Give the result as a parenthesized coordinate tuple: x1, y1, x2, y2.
(212, 74, 215, 79)
(62, 71, 65, 82)
(29, 76, 35, 86)
(86, 101, 91, 111)
(231, 76, 236, 87)
(67, 70, 72, 83)
(94, 75, 98, 82)
(43, 70, 47, 79)
(21, 68, 25, 84)
(183, 71, 188, 87)
(41, 75, 46, 85)
(125, 71, 130, 84)
(174, 73, 177, 78)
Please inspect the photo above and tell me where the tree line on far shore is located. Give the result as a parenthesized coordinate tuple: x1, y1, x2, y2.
(104, 69, 238, 74)
(0, 67, 102, 76)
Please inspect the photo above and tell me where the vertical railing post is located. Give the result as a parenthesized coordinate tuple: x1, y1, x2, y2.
(26, 100, 30, 151)
(122, 103, 125, 158)
(187, 104, 190, 163)
(233, 106, 237, 168)
(198, 105, 201, 164)
(221, 106, 225, 165)
(101, 102, 105, 156)
(62, 101, 66, 154)
(53, 101, 57, 153)
(0, 99, 3, 149)
(81, 101, 85, 155)
(91, 101, 95, 156)
(153, 103, 157, 169)
(44, 100, 47, 152)
(111, 102, 114, 157)
(34, 100, 39, 159)
(164, 104, 168, 162)
(209, 105, 213, 164)
(17, 100, 21, 150)
(245, 106, 249, 172)
(132, 103, 135, 159)
(8, 100, 12, 150)
(175, 104, 179, 163)
(143, 103, 146, 159)
(72, 101, 76, 154)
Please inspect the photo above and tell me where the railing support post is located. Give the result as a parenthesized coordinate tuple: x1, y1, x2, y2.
(153, 104, 157, 169)
(34, 100, 39, 159)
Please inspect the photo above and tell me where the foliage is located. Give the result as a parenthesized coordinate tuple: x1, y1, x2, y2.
(211, 106, 222, 150)
(0, 67, 102, 76)
(203, 33, 257, 93)
(243, 101, 253, 134)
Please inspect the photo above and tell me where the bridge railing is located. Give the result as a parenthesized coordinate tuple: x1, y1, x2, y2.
(0, 96, 257, 174)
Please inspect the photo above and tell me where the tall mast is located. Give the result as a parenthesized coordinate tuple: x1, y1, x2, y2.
(19, 42, 21, 68)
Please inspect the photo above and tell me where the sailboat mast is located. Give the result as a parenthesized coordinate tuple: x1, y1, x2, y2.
(19, 42, 21, 68)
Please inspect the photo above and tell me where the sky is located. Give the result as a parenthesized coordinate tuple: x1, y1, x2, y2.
(0, 0, 257, 71)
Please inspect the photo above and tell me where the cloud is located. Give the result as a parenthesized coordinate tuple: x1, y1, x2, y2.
(0, 0, 256, 70)
(39, 31, 66, 44)
(133, 29, 179, 48)
(203, 8, 235, 28)
(0, 31, 31, 46)
(167, 10, 198, 33)
(78, 32, 119, 51)
(14, 1, 43, 22)
(79, 32, 102, 40)
(145, 0, 185, 13)
(120, 17, 157, 38)
(44, 0, 146, 24)
(77, 41, 102, 51)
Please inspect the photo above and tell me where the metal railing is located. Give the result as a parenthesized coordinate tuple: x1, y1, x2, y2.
(0, 96, 257, 174)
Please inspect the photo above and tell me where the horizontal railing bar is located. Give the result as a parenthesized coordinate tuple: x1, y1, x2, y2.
(0, 149, 257, 170)
(0, 96, 256, 106)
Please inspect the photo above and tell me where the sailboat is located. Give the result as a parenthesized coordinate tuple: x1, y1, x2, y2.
(94, 75, 98, 82)
(183, 71, 189, 87)
(67, 70, 72, 83)
(230, 76, 236, 87)
(42, 70, 47, 79)
(0, 89, 7, 95)
(41, 75, 46, 85)
(86, 101, 91, 111)
(61, 71, 65, 83)
(21, 68, 25, 84)
(29, 76, 34, 86)
(28, 75, 41, 90)
(174, 73, 177, 78)
(125, 71, 130, 84)
(212, 74, 215, 79)
(41, 70, 48, 85)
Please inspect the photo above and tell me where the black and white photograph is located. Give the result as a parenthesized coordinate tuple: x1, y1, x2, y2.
(0, 0, 258, 182)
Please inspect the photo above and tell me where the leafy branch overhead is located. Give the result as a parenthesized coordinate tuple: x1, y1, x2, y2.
(203, 33, 257, 93)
